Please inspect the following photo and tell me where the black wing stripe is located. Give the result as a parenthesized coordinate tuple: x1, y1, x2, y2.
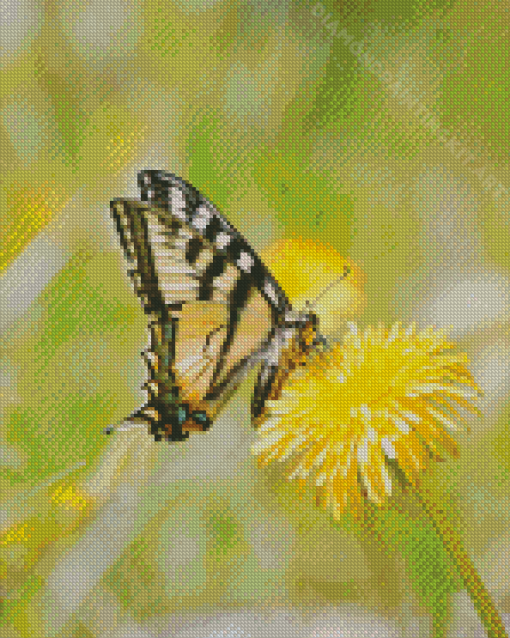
(198, 253, 226, 301)
(185, 236, 203, 264)
(252, 362, 279, 420)
(111, 201, 166, 318)
(204, 215, 223, 243)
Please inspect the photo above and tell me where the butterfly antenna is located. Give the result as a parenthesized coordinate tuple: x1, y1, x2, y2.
(307, 265, 351, 311)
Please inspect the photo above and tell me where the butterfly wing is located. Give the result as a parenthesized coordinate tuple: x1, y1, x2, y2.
(111, 170, 291, 439)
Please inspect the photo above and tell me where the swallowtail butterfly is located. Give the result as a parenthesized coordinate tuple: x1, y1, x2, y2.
(108, 171, 337, 441)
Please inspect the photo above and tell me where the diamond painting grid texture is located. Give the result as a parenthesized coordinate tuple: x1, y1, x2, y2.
(1, 1, 509, 637)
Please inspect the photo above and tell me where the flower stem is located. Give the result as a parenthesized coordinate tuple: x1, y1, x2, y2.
(414, 485, 508, 638)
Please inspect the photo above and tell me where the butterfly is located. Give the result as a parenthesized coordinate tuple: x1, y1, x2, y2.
(107, 171, 346, 442)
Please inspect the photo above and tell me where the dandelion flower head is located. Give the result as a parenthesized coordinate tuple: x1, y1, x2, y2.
(252, 322, 482, 519)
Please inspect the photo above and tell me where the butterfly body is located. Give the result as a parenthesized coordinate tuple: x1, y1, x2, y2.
(110, 171, 319, 441)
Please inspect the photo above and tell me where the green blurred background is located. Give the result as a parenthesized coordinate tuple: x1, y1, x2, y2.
(1, 1, 509, 636)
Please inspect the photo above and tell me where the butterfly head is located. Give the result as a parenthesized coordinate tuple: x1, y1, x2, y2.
(284, 307, 322, 361)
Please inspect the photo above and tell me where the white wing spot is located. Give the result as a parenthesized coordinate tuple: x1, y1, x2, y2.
(192, 205, 212, 231)
(215, 232, 231, 250)
(171, 188, 187, 221)
(237, 251, 254, 273)
(264, 280, 279, 305)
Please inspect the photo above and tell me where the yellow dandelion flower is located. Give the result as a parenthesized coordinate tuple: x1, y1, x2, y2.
(253, 321, 482, 520)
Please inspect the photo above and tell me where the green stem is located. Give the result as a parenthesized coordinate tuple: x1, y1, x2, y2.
(414, 486, 507, 638)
